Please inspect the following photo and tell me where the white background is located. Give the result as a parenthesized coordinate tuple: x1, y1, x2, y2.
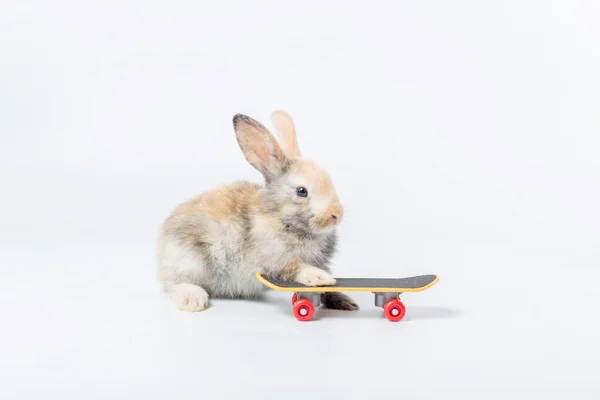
(1, 0, 599, 398)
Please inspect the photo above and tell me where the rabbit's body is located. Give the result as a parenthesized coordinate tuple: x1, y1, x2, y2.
(157, 111, 357, 312)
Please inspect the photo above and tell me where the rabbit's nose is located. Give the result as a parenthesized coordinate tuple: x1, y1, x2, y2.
(327, 204, 343, 223)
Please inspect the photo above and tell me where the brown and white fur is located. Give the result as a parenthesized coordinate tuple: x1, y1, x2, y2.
(156, 110, 357, 312)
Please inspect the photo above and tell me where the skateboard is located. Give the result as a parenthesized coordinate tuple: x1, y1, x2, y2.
(256, 272, 439, 322)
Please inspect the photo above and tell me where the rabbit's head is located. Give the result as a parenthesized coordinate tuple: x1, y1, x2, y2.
(233, 111, 343, 235)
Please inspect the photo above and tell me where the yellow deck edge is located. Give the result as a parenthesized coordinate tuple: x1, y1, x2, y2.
(255, 272, 439, 293)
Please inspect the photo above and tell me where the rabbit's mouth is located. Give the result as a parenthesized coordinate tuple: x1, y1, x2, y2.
(310, 213, 341, 232)
(309, 203, 343, 232)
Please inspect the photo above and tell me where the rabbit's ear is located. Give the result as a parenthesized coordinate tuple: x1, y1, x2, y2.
(233, 114, 291, 181)
(270, 110, 301, 158)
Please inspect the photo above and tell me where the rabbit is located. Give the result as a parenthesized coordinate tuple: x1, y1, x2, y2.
(156, 110, 357, 312)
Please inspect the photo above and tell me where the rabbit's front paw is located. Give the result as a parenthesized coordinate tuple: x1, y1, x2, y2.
(295, 266, 336, 286)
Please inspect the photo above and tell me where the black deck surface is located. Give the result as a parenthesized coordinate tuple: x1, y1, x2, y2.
(261, 274, 438, 289)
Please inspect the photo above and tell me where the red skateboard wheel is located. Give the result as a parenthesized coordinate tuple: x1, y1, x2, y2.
(291, 293, 297, 304)
(293, 298, 315, 321)
(383, 298, 406, 322)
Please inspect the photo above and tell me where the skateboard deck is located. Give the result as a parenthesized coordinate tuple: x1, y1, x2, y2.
(256, 272, 439, 293)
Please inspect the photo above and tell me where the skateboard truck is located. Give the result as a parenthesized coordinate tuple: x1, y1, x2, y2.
(373, 292, 401, 307)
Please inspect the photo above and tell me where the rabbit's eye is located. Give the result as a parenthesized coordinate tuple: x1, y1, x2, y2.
(296, 186, 308, 197)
